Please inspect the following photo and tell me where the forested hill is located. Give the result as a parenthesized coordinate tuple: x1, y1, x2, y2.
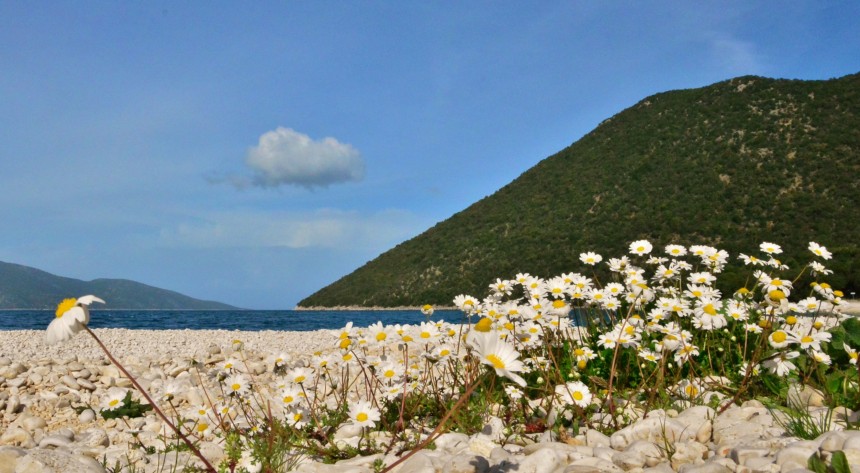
(300, 73, 860, 308)
(0, 261, 238, 310)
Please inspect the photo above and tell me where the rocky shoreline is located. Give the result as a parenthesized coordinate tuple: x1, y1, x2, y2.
(1, 328, 858, 472)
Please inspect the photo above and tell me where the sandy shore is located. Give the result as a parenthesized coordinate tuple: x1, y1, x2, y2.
(0, 328, 339, 364)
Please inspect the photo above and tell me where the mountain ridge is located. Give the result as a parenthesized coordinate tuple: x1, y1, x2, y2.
(299, 72, 860, 307)
(0, 260, 238, 310)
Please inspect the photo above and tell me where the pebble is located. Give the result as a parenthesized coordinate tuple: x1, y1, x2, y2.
(1, 329, 858, 473)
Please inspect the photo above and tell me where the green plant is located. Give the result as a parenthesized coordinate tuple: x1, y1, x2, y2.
(100, 392, 153, 420)
(808, 450, 851, 473)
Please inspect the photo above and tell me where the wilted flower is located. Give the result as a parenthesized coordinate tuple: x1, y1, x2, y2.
(46, 295, 105, 345)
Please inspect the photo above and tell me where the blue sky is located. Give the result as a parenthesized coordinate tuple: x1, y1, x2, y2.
(1, 2, 858, 309)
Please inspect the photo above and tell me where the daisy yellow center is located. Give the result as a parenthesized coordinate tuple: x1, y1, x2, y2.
(552, 300, 566, 308)
(339, 339, 351, 349)
(384, 370, 395, 378)
(769, 290, 786, 301)
(420, 332, 431, 339)
(474, 318, 493, 332)
(801, 335, 813, 344)
(422, 304, 433, 311)
(343, 353, 353, 361)
(294, 413, 303, 421)
(109, 399, 120, 407)
(376, 332, 387, 341)
(231, 383, 241, 391)
(356, 412, 368, 422)
(624, 326, 635, 334)
(636, 246, 645, 252)
(703, 304, 717, 316)
(402, 335, 413, 342)
(294, 375, 306, 383)
(504, 322, 514, 331)
(574, 348, 585, 356)
(573, 391, 583, 401)
(577, 360, 587, 369)
(485, 354, 506, 369)
(686, 385, 699, 396)
(197, 423, 209, 433)
(814, 321, 824, 329)
(772, 331, 787, 343)
(771, 279, 782, 287)
(55, 298, 77, 318)
(440, 349, 450, 356)
(283, 396, 293, 403)
(692, 290, 703, 298)
(785, 316, 797, 325)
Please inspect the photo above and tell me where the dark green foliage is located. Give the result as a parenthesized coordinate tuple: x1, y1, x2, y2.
(300, 73, 860, 307)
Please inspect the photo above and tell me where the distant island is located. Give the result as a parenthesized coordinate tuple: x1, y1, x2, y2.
(300, 72, 860, 308)
(0, 260, 238, 310)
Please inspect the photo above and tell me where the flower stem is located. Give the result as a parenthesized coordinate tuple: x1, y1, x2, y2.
(382, 371, 486, 473)
(83, 327, 216, 472)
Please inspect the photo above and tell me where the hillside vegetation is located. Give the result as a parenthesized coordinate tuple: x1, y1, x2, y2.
(300, 73, 860, 307)
(0, 261, 238, 309)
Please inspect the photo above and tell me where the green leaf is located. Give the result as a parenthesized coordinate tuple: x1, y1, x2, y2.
(807, 451, 828, 473)
(842, 318, 860, 346)
(831, 450, 851, 473)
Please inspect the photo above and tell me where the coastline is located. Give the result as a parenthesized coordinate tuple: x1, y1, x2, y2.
(293, 305, 457, 311)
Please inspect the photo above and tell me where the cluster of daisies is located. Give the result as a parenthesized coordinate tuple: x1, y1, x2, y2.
(51, 240, 857, 470)
(446, 240, 853, 398)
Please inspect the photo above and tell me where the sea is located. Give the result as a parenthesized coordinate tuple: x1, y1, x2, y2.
(0, 309, 467, 332)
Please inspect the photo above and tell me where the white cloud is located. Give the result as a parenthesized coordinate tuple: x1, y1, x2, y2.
(244, 127, 365, 188)
(158, 209, 426, 251)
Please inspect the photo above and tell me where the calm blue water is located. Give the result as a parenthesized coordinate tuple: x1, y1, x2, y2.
(0, 310, 466, 331)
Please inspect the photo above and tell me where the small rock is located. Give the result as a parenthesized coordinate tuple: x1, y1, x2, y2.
(519, 447, 564, 473)
(16, 448, 106, 473)
(434, 432, 470, 454)
(670, 441, 708, 471)
(787, 385, 825, 409)
(775, 445, 818, 467)
(625, 440, 664, 467)
(586, 429, 611, 447)
(77, 429, 110, 448)
(0, 446, 26, 473)
(816, 431, 846, 452)
(729, 446, 772, 465)
(21, 415, 47, 432)
(79, 409, 96, 424)
(612, 450, 646, 470)
(441, 453, 490, 473)
(39, 434, 75, 449)
(77, 378, 96, 391)
(61, 374, 81, 390)
(0, 427, 35, 448)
